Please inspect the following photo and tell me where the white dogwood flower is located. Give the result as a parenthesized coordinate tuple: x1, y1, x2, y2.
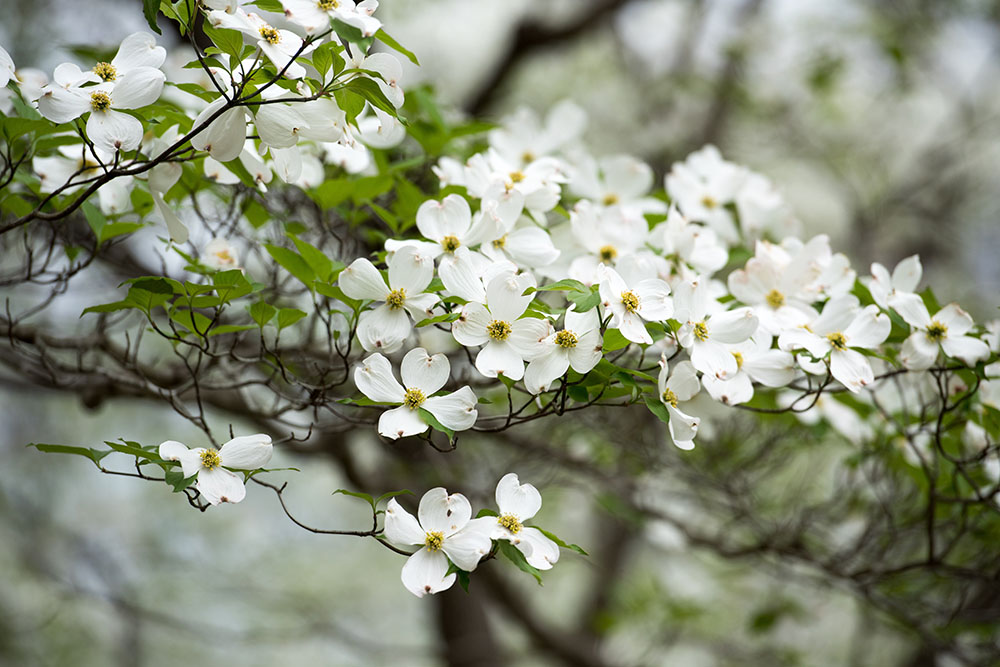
(339, 245, 438, 353)
(890, 294, 990, 371)
(866, 255, 921, 309)
(656, 358, 702, 450)
(673, 278, 759, 379)
(779, 296, 890, 392)
(384, 489, 494, 597)
(598, 265, 673, 345)
(158, 434, 273, 505)
(522, 307, 603, 394)
(490, 473, 560, 570)
(354, 348, 478, 439)
(451, 271, 547, 380)
(283, 0, 381, 36)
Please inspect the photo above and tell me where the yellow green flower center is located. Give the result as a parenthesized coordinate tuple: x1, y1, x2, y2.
(662, 388, 679, 408)
(926, 320, 948, 343)
(555, 330, 578, 348)
(509, 171, 525, 183)
(403, 387, 426, 410)
(521, 151, 535, 164)
(826, 332, 848, 351)
(440, 235, 461, 253)
(497, 514, 523, 534)
(487, 319, 512, 342)
(599, 245, 618, 262)
(602, 193, 619, 206)
(213, 249, 234, 265)
(620, 291, 639, 313)
(317, 0, 340, 9)
(693, 321, 709, 342)
(200, 449, 222, 470)
(90, 91, 112, 112)
(259, 26, 281, 44)
(766, 289, 785, 308)
(386, 288, 406, 309)
(492, 235, 507, 249)
(92, 62, 117, 82)
(701, 195, 718, 209)
(424, 531, 445, 552)
(732, 351, 744, 369)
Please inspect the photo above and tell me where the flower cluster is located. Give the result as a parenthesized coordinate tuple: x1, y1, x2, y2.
(385, 474, 560, 597)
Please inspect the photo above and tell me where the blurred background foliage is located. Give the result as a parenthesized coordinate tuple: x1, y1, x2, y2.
(2, 1, 1000, 665)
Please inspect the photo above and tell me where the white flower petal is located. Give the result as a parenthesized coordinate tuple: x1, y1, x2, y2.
(111, 67, 165, 109)
(357, 305, 411, 353)
(519, 526, 560, 570)
(378, 405, 428, 440)
(87, 108, 143, 153)
(219, 433, 272, 469)
(423, 387, 478, 431)
(388, 245, 434, 293)
(475, 340, 525, 380)
(935, 303, 974, 337)
(495, 473, 542, 520)
(384, 498, 426, 547)
(400, 547, 455, 597)
(486, 272, 535, 323)
(442, 517, 494, 571)
(196, 466, 246, 505)
(941, 335, 990, 367)
(452, 303, 492, 347)
(401, 347, 450, 395)
(633, 279, 673, 322)
(339, 258, 390, 301)
(710, 308, 759, 344)
(418, 488, 471, 535)
(112, 32, 167, 71)
(830, 348, 874, 393)
(889, 293, 931, 329)
(354, 353, 406, 403)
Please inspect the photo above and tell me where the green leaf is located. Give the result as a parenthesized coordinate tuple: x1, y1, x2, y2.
(249, 0, 285, 10)
(344, 77, 399, 117)
(203, 24, 244, 59)
(333, 488, 376, 510)
(568, 289, 601, 312)
(126, 278, 174, 312)
(265, 244, 316, 287)
(310, 178, 353, 208)
(28, 443, 112, 466)
(414, 312, 459, 327)
(143, 0, 162, 34)
(291, 237, 335, 282)
(99, 222, 144, 243)
(276, 308, 307, 330)
(104, 439, 158, 460)
(643, 394, 671, 425)
(375, 29, 419, 65)
(497, 540, 543, 585)
(164, 469, 197, 492)
(249, 301, 276, 327)
(536, 528, 588, 556)
(82, 201, 107, 239)
(207, 324, 257, 337)
(418, 408, 454, 439)
(374, 489, 413, 507)
(602, 328, 631, 352)
(536, 278, 588, 293)
(81, 300, 133, 316)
